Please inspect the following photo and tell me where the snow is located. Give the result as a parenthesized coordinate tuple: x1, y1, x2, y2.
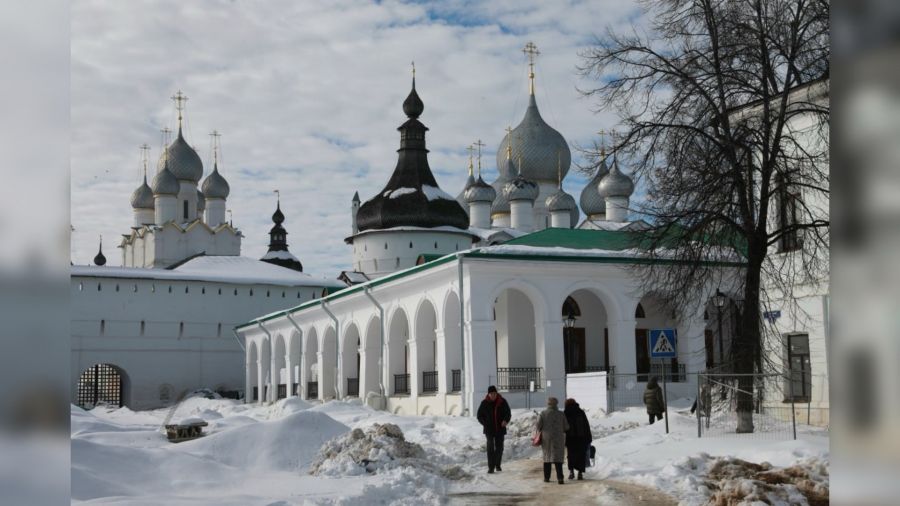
(71, 396, 828, 505)
(479, 244, 743, 262)
(384, 187, 417, 198)
(72, 256, 343, 288)
(259, 250, 300, 262)
(421, 184, 455, 202)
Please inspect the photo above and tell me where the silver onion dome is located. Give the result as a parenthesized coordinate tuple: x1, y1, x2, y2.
(546, 187, 576, 212)
(504, 173, 539, 202)
(157, 127, 203, 182)
(495, 94, 571, 182)
(151, 161, 180, 196)
(130, 175, 155, 209)
(598, 159, 634, 198)
(465, 176, 497, 203)
(201, 163, 230, 199)
(579, 158, 610, 216)
(490, 157, 517, 214)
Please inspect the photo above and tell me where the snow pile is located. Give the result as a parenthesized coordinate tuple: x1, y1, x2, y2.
(704, 456, 829, 505)
(309, 422, 470, 480)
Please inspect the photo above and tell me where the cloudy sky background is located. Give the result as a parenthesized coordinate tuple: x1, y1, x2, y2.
(71, 0, 643, 277)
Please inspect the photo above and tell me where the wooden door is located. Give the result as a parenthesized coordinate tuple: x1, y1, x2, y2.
(564, 328, 586, 373)
(635, 329, 650, 381)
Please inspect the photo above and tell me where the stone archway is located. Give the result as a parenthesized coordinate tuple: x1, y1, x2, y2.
(414, 299, 438, 395)
(442, 291, 462, 394)
(362, 316, 383, 398)
(342, 323, 361, 397)
(493, 288, 541, 392)
(387, 308, 410, 396)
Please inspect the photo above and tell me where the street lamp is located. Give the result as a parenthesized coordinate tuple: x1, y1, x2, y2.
(713, 290, 726, 366)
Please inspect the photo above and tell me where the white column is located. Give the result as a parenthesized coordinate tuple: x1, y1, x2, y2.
(468, 202, 491, 229)
(510, 201, 534, 232)
(541, 320, 566, 402)
(550, 211, 570, 228)
(256, 359, 265, 405)
(358, 348, 370, 398)
(608, 318, 637, 375)
(284, 353, 294, 397)
(408, 339, 419, 398)
(299, 350, 309, 400)
(270, 354, 279, 402)
(606, 197, 629, 222)
(316, 351, 326, 401)
(435, 329, 448, 393)
(245, 352, 252, 405)
(465, 320, 497, 414)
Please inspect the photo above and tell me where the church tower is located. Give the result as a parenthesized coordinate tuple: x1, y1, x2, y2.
(260, 192, 304, 272)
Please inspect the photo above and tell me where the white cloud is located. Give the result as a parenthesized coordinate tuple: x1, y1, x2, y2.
(71, 0, 639, 276)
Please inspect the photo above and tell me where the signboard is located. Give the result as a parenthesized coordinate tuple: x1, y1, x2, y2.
(763, 310, 781, 323)
(649, 329, 677, 358)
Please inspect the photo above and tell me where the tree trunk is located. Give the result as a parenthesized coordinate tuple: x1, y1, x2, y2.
(735, 248, 764, 433)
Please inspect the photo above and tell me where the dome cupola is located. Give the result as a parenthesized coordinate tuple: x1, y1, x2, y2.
(579, 156, 610, 217)
(201, 163, 230, 199)
(465, 176, 497, 203)
(156, 91, 203, 183)
(151, 158, 180, 196)
(598, 158, 634, 198)
(93, 237, 106, 266)
(130, 175, 154, 209)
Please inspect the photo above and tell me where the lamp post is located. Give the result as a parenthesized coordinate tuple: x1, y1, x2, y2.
(713, 290, 726, 366)
(564, 309, 578, 373)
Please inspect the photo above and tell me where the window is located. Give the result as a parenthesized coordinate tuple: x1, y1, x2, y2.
(115, 284, 119, 292)
(384, 243, 388, 249)
(168, 286, 173, 293)
(100, 319, 105, 335)
(98, 283, 102, 291)
(151, 284, 156, 293)
(183, 201, 189, 220)
(78, 282, 83, 291)
(635, 303, 646, 319)
(785, 334, 811, 402)
(433, 242, 438, 249)
(132, 284, 138, 292)
(249, 289, 253, 296)
(185, 286, 189, 294)
(179, 321, 184, 338)
(217, 323, 222, 337)
(234, 289, 238, 296)
(409, 242, 413, 248)
(777, 176, 803, 253)
(140, 320, 145, 336)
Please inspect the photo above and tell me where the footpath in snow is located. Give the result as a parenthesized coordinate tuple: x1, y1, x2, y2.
(70, 395, 828, 505)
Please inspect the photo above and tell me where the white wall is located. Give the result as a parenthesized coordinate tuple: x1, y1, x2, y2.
(351, 230, 471, 278)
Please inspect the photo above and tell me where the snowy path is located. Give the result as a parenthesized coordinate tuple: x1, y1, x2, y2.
(447, 456, 677, 505)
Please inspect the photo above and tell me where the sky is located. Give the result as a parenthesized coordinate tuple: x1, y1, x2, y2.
(71, 0, 643, 277)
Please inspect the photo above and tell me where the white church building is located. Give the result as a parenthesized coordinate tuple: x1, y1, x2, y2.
(235, 54, 746, 416)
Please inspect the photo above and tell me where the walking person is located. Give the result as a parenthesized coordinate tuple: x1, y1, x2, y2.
(643, 376, 666, 425)
(563, 398, 592, 481)
(477, 385, 511, 474)
(536, 396, 569, 484)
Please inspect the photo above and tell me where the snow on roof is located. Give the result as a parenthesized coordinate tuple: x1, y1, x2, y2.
(260, 250, 300, 262)
(478, 244, 742, 262)
(72, 256, 343, 288)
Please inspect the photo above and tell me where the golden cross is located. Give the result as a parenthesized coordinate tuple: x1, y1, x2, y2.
(597, 129, 607, 157)
(160, 128, 171, 164)
(411, 61, 415, 79)
(474, 139, 486, 176)
(557, 151, 562, 188)
(140, 143, 150, 178)
(523, 42, 540, 94)
(505, 126, 513, 159)
(466, 145, 475, 176)
(171, 90, 188, 127)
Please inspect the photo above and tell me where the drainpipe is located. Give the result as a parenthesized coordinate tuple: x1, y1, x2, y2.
(257, 322, 273, 403)
(321, 301, 341, 399)
(364, 286, 386, 397)
(457, 253, 467, 416)
(286, 313, 304, 397)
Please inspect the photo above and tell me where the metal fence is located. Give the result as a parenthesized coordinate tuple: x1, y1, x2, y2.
(394, 373, 410, 395)
(422, 371, 438, 394)
(496, 367, 543, 391)
(307, 381, 318, 399)
(451, 369, 461, 392)
(346, 378, 359, 397)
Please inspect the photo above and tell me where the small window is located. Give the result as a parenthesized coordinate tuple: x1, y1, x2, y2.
(115, 284, 120, 292)
(168, 286, 173, 293)
(179, 321, 184, 338)
(364, 245, 367, 252)
(409, 242, 413, 248)
(282, 291, 286, 298)
(266, 290, 270, 297)
(249, 289, 254, 296)
(297, 292, 301, 299)
(185, 286, 189, 294)
(151, 284, 156, 293)
(234, 289, 238, 296)
(183, 200, 189, 220)
(98, 283, 102, 291)
(635, 303, 646, 319)
(132, 284, 137, 292)
(434, 242, 438, 249)
(395, 257, 400, 267)
(217, 323, 222, 337)
(384, 243, 388, 249)
(100, 319, 105, 335)
(140, 320, 145, 336)
(218, 288, 222, 295)
(78, 282, 83, 291)
(202, 287, 206, 294)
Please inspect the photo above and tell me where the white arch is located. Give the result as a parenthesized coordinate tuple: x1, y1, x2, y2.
(248, 340, 259, 402)
(321, 325, 338, 399)
(341, 322, 362, 398)
(414, 298, 438, 395)
(559, 280, 625, 322)
(387, 307, 410, 396)
(487, 278, 549, 325)
(273, 334, 287, 400)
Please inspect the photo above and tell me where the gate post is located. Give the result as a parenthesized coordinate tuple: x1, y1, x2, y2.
(663, 374, 669, 434)
(696, 374, 702, 438)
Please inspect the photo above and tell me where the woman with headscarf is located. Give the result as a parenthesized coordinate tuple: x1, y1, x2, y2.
(563, 398, 592, 480)
(536, 396, 569, 484)
(643, 376, 666, 425)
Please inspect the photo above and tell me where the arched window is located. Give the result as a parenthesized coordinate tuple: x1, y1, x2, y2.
(635, 303, 646, 319)
(562, 296, 582, 318)
(183, 201, 189, 220)
(217, 323, 222, 337)
(409, 242, 413, 248)
(100, 319, 105, 335)
(140, 320, 145, 336)
(178, 321, 184, 337)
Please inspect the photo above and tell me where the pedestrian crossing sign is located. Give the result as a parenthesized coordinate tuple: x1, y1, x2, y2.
(649, 329, 677, 358)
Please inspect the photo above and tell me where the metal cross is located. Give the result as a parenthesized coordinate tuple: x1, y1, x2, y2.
(466, 145, 475, 176)
(171, 90, 188, 128)
(273, 189, 280, 204)
(209, 130, 221, 164)
(522, 41, 540, 65)
(140, 144, 150, 178)
(505, 126, 514, 158)
(473, 139, 486, 175)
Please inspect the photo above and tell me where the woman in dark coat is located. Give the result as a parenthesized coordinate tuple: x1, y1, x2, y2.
(536, 396, 569, 484)
(643, 376, 666, 424)
(563, 398, 592, 480)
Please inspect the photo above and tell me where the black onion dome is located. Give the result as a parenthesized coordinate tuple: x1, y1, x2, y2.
(272, 201, 285, 224)
(93, 241, 106, 266)
(356, 77, 469, 232)
(260, 201, 303, 272)
(157, 127, 203, 182)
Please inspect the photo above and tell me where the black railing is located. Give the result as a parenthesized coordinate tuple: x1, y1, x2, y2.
(307, 381, 318, 399)
(394, 373, 410, 395)
(422, 371, 438, 394)
(292, 383, 299, 396)
(585, 365, 616, 388)
(277, 384, 287, 399)
(496, 367, 543, 391)
(252, 386, 258, 401)
(346, 378, 359, 397)
(650, 363, 686, 383)
(451, 369, 461, 392)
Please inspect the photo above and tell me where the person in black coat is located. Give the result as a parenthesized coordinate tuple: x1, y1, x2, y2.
(477, 385, 511, 474)
(563, 398, 592, 480)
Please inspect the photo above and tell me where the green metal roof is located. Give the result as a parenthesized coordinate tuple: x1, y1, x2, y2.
(505, 227, 642, 250)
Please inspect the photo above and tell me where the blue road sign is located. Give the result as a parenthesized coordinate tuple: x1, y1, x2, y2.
(649, 329, 677, 358)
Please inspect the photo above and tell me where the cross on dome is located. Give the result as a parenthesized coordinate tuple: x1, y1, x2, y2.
(522, 41, 540, 95)
(474, 139, 486, 176)
(171, 90, 188, 129)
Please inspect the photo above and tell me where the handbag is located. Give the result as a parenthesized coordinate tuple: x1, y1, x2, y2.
(531, 430, 542, 447)
(585, 444, 593, 467)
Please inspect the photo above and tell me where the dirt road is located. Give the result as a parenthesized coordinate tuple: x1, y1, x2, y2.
(447, 457, 678, 505)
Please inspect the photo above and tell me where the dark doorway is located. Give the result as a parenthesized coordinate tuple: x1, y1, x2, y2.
(564, 328, 586, 374)
(635, 329, 650, 381)
(77, 364, 125, 408)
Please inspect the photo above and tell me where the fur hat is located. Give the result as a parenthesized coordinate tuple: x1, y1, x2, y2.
(487, 385, 498, 394)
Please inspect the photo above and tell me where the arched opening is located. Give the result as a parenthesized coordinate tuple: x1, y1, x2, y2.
(493, 288, 540, 392)
(342, 323, 361, 397)
(443, 292, 462, 394)
(259, 338, 271, 403)
(289, 331, 301, 396)
(248, 341, 259, 402)
(415, 300, 438, 395)
(560, 290, 610, 375)
(388, 309, 410, 396)
(76, 363, 129, 409)
(363, 316, 383, 398)
(303, 329, 318, 400)
(635, 294, 680, 382)
(273, 335, 287, 399)
(322, 326, 338, 399)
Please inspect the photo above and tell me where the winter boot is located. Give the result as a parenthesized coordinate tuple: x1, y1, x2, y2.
(577, 472, 584, 480)
(568, 470, 575, 480)
(543, 463, 551, 482)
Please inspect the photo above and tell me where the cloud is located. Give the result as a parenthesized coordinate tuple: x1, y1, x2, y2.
(71, 0, 640, 276)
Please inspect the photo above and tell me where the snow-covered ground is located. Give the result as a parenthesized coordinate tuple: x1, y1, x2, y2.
(71, 396, 828, 505)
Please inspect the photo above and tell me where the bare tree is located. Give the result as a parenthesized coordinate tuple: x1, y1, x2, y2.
(578, 0, 829, 432)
